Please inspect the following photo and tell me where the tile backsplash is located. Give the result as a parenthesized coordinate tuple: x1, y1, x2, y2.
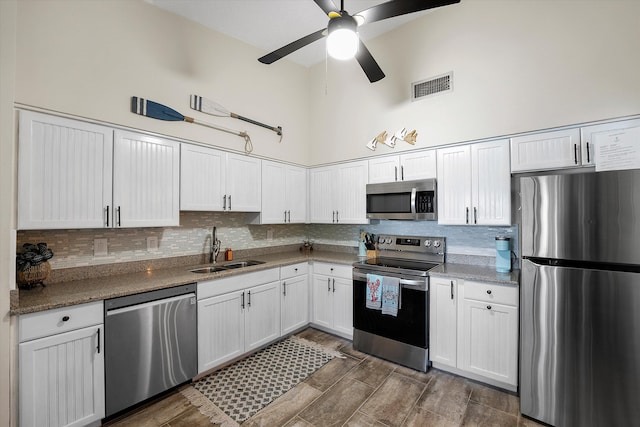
(17, 212, 518, 270)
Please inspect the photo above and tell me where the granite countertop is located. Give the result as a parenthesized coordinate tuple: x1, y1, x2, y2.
(429, 263, 520, 286)
(13, 250, 359, 316)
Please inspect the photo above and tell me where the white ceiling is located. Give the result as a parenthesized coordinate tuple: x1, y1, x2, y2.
(148, 0, 434, 67)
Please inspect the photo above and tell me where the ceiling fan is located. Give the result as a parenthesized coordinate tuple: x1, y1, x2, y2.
(258, 0, 461, 83)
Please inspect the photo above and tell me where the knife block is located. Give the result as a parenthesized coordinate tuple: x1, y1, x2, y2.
(366, 249, 378, 259)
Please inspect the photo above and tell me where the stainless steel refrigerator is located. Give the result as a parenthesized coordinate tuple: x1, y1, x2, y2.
(520, 170, 640, 427)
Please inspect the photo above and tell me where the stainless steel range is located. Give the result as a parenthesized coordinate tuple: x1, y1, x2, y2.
(352, 235, 445, 372)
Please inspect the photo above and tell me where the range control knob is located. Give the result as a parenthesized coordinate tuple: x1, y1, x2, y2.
(377, 236, 385, 244)
(424, 240, 432, 247)
(433, 240, 441, 248)
(385, 237, 392, 244)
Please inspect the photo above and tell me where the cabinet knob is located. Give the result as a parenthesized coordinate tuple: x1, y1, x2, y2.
(62, 316, 70, 322)
(487, 305, 492, 310)
(294, 268, 298, 272)
(486, 289, 492, 295)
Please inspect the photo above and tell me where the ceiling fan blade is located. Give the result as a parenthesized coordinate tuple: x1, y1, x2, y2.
(258, 28, 326, 64)
(313, 0, 339, 15)
(357, 0, 460, 25)
(355, 40, 385, 83)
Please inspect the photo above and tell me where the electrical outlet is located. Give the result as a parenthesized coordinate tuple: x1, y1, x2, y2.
(147, 236, 158, 251)
(94, 238, 108, 256)
(267, 228, 274, 241)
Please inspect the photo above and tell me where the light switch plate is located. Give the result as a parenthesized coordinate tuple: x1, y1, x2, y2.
(94, 238, 108, 256)
(147, 236, 159, 251)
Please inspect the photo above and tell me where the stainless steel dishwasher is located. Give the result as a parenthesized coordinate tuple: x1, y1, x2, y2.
(104, 283, 197, 417)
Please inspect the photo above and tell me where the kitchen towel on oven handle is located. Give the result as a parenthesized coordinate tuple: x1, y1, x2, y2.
(382, 277, 400, 317)
(366, 274, 383, 309)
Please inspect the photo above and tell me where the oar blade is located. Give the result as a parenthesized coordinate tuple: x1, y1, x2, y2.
(190, 94, 230, 117)
(131, 96, 185, 122)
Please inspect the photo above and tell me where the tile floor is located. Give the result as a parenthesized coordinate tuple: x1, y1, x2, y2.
(105, 328, 545, 427)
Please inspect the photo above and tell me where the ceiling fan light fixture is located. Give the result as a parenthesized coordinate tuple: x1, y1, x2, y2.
(326, 15, 358, 61)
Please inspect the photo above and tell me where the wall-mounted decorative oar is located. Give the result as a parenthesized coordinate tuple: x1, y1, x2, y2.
(131, 97, 254, 153)
(190, 95, 283, 141)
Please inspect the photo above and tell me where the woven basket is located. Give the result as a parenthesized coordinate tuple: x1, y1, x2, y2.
(17, 261, 51, 288)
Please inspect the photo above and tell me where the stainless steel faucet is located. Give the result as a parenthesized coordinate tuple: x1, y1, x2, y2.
(210, 226, 221, 263)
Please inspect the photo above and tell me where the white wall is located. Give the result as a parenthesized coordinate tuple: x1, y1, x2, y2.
(15, 0, 311, 164)
(307, 0, 640, 164)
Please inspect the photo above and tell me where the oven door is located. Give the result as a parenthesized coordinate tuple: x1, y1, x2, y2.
(352, 269, 428, 348)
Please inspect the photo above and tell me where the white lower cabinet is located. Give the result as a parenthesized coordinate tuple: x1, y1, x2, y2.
(311, 263, 353, 339)
(429, 277, 458, 368)
(19, 301, 105, 427)
(430, 276, 518, 391)
(280, 263, 310, 335)
(197, 269, 281, 373)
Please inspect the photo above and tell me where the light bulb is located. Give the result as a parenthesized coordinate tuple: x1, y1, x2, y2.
(326, 15, 359, 61)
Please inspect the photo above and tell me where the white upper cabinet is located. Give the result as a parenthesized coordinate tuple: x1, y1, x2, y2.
(471, 140, 512, 226)
(18, 111, 114, 230)
(18, 111, 180, 229)
(580, 118, 640, 166)
(226, 153, 262, 212)
(260, 160, 307, 224)
(510, 128, 582, 172)
(368, 150, 436, 183)
(437, 140, 511, 225)
(113, 130, 180, 227)
(180, 144, 226, 211)
(180, 143, 261, 212)
(309, 160, 368, 224)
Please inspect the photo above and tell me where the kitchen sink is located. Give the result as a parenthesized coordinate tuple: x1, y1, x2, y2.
(189, 260, 265, 274)
(221, 260, 266, 269)
(189, 266, 230, 273)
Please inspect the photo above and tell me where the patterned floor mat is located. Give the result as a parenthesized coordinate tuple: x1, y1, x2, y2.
(182, 335, 343, 425)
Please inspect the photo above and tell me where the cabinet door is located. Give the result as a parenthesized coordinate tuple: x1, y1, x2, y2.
(18, 111, 113, 230)
(332, 277, 353, 339)
(437, 145, 471, 225)
(180, 144, 226, 211)
(335, 160, 369, 224)
(368, 156, 400, 183)
(510, 128, 581, 172)
(245, 281, 281, 352)
(580, 118, 640, 166)
(226, 153, 261, 212)
(281, 275, 309, 335)
(400, 150, 437, 180)
(309, 167, 334, 223)
(286, 165, 308, 223)
(460, 299, 518, 386)
(197, 291, 245, 373)
(429, 277, 458, 368)
(113, 130, 180, 227)
(20, 325, 104, 427)
(471, 140, 511, 225)
(311, 274, 333, 329)
(261, 160, 287, 223)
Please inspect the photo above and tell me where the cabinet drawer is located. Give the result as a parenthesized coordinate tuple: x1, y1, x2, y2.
(19, 301, 104, 343)
(198, 268, 280, 300)
(280, 262, 309, 280)
(312, 263, 352, 279)
(463, 281, 518, 306)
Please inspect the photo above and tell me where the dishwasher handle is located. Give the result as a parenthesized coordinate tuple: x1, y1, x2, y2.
(106, 293, 195, 316)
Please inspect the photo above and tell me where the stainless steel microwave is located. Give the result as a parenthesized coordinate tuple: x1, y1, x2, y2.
(366, 179, 437, 220)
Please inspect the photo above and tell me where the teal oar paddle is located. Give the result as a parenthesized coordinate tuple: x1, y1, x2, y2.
(190, 95, 282, 140)
(130, 96, 253, 153)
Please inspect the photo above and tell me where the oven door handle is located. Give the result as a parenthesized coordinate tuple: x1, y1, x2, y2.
(352, 271, 427, 291)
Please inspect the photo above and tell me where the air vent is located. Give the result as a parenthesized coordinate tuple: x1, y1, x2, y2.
(411, 72, 453, 101)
